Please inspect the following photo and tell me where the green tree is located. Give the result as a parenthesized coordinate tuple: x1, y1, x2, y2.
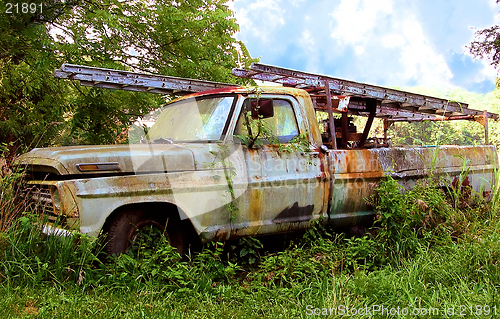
(0, 0, 73, 152)
(0, 0, 255, 153)
(469, 0, 500, 68)
(467, 3, 500, 148)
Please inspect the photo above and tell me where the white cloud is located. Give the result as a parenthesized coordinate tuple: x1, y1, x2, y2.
(300, 30, 315, 50)
(473, 59, 499, 85)
(229, 0, 285, 43)
(381, 34, 405, 48)
(299, 29, 320, 72)
(330, 0, 453, 87)
(330, 0, 393, 48)
(354, 46, 365, 55)
(230, 0, 498, 92)
(487, 0, 500, 9)
(288, 0, 307, 7)
(398, 16, 453, 86)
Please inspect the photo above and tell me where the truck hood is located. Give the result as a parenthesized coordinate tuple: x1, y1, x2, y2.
(17, 144, 199, 175)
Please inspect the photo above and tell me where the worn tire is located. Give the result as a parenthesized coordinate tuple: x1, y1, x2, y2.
(104, 208, 186, 256)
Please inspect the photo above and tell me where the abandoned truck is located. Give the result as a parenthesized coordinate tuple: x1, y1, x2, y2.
(17, 63, 499, 255)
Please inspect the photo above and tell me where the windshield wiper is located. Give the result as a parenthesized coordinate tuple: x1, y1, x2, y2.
(152, 137, 175, 144)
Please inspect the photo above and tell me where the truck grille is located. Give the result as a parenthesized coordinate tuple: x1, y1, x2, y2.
(22, 184, 59, 221)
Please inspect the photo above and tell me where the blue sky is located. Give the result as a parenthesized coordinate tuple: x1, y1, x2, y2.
(229, 0, 500, 93)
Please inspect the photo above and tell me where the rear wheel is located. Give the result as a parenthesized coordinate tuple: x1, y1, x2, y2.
(104, 208, 186, 256)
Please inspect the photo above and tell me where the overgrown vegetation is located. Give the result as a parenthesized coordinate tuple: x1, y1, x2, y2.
(1, 156, 499, 318)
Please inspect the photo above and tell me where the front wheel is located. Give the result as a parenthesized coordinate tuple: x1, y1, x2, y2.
(104, 208, 186, 256)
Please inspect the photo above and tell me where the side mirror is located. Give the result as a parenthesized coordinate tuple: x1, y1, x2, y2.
(251, 99, 274, 119)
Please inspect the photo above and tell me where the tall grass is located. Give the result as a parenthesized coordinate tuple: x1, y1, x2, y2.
(0, 144, 102, 288)
(0, 153, 25, 233)
(0, 216, 100, 287)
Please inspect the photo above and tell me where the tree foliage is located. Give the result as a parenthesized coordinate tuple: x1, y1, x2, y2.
(468, 0, 500, 69)
(469, 25, 500, 69)
(0, 0, 255, 152)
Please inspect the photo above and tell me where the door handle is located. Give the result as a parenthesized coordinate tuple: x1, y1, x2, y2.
(301, 151, 319, 157)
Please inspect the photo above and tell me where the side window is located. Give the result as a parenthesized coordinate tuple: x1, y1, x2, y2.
(235, 98, 299, 144)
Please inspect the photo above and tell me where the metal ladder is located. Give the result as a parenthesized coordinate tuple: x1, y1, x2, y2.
(55, 64, 237, 96)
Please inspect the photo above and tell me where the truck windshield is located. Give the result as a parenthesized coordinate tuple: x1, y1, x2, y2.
(146, 95, 235, 142)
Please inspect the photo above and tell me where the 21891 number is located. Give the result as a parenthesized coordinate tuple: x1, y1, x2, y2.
(5, 3, 43, 14)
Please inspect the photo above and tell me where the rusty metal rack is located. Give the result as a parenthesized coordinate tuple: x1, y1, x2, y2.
(233, 63, 498, 147)
(54, 63, 498, 148)
(233, 63, 498, 120)
(55, 64, 235, 95)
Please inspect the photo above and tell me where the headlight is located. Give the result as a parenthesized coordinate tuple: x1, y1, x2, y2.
(49, 186, 61, 213)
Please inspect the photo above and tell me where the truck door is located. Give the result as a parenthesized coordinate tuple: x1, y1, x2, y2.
(229, 96, 325, 237)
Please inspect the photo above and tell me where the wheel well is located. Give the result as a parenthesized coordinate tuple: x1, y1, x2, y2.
(101, 202, 201, 247)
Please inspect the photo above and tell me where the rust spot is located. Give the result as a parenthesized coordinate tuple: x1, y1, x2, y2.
(248, 189, 263, 222)
(183, 86, 243, 98)
(273, 202, 314, 222)
(452, 175, 470, 189)
(213, 228, 229, 241)
(452, 175, 471, 202)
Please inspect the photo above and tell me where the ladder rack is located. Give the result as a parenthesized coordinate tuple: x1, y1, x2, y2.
(56, 63, 498, 122)
(232, 63, 499, 121)
(55, 64, 237, 96)
(54, 62, 497, 146)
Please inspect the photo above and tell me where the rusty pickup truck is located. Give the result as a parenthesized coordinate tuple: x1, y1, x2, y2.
(18, 63, 499, 254)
